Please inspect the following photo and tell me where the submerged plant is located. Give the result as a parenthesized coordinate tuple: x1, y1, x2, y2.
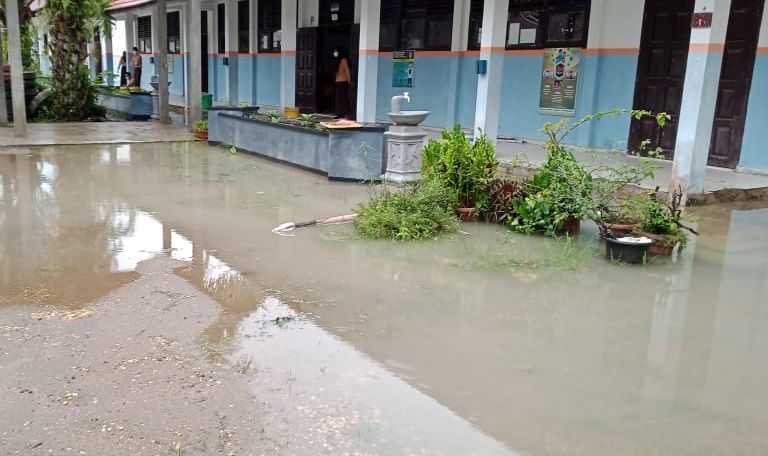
(421, 126, 498, 207)
(354, 178, 459, 241)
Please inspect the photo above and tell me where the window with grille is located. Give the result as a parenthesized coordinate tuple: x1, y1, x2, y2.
(506, 0, 589, 49)
(258, 0, 281, 52)
(379, 0, 454, 51)
(167, 11, 181, 54)
(238, 0, 250, 53)
(137, 16, 152, 53)
(217, 3, 226, 53)
(468, 0, 483, 50)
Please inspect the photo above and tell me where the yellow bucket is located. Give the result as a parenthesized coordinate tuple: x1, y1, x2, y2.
(284, 107, 300, 119)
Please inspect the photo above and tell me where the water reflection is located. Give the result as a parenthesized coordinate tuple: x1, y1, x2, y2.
(2, 144, 768, 454)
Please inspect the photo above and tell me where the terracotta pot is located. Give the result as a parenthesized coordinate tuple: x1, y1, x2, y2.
(195, 130, 208, 140)
(641, 232, 676, 256)
(559, 216, 581, 236)
(456, 207, 478, 221)
(606, 222, 639, 235)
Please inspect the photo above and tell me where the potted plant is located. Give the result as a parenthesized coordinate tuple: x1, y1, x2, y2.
(421, 126, 498, 221)
(477, 177, 525, 224)
(638, 189, 697, 255)
(194, 119, 208, 140)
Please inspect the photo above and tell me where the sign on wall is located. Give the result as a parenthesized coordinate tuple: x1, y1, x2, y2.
(539, 48, 580, 116)
(392, 50, 415, 88)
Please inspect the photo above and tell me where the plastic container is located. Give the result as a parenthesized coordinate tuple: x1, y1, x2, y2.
(284, 107, 300, 119)
(201, 92, 213, 111)
(604, 236, 652, 264)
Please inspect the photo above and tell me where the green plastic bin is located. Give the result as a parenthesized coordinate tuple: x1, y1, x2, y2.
(201, 92, 213, 111)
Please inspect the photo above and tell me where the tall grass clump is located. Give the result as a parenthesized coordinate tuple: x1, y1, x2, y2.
(354, 178, 459, 241)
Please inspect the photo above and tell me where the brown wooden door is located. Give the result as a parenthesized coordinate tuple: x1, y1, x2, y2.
(348, 24, 360, 120)
(296, 28, 318, 113)
(629, 0, 694, 158)
(708, 0, 765, 168)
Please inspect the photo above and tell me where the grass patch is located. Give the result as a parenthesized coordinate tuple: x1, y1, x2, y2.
(355, 178, 459, 241)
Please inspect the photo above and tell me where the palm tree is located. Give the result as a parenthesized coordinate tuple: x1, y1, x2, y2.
(41, 0, 112, 120)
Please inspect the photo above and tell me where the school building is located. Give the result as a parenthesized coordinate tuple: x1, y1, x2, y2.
(36, 0, 768, 189)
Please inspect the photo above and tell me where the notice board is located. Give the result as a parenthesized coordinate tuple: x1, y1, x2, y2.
(392, 50, 415, 88)
(539, 48, 580, 116)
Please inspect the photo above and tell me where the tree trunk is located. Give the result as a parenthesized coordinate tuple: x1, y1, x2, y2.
(48, 19, 96, 120)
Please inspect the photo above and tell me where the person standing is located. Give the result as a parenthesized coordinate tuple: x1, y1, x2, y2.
(118, 51, 128, 87)
(130, 47, 142, 88)
(333, 48, 352, 119)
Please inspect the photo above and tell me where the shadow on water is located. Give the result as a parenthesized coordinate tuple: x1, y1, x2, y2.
(2, 142, 768, 454)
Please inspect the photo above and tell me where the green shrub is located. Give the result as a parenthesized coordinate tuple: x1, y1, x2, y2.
(355, 178, 459, 241)
(422, 126, 498, 207)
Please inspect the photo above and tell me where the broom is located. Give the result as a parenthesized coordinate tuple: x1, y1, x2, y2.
(272, 213, 358, 233)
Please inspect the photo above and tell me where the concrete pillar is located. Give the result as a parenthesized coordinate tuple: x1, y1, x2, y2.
(444, 0, 469, 126)
(226, 0, 239, 104)
(250, 0, 258, 104)
(6, 0, 27, 136)
(670, 0, 732, 196)
(280, 0, 297, 110)
(356, 0, 380, 123)
(0, 40, 8, 127)
(105, 32, 115, 86)
(155, 0, 170, 122)
(187, 0, 203, 126)
(473, 0, 509, 142)
(125, 14, 137, 75)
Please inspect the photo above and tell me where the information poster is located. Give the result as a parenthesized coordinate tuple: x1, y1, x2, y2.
(392, 50, 415, 88)
(539, 48, 580, 116)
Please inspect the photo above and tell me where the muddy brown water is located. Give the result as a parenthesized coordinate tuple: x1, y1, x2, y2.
(2, 142, 768, 455)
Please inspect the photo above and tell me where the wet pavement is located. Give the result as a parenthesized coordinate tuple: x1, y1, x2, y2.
(2, 142, 768, 455)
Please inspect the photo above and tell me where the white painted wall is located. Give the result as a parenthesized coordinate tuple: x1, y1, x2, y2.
(298, 0, 319, 28)
(586, 0, 645, 49)
(758, 2, 768, 46)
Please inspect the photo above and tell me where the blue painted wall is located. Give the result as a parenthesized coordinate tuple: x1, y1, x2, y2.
(167, 55, 185, 96)
(740, 55, 768, 169)
(256, 55, 281, 107)
(237, 55, 254, 104)
(376, 55, 473, 129)
(498, 53, 638, 148)
(213, 55, 228, 101)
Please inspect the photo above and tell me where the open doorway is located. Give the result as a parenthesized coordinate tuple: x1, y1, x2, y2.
(295, 0, 358, 118)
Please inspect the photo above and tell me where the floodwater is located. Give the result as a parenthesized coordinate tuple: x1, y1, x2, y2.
(2, 142, 768, 455)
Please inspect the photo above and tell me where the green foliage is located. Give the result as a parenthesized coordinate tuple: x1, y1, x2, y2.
(194, 119, 208, 132)
(267, 109, 281, 123)
(639, 190, 690, 247)
(299, 113, 318, 127)
(421, 126, 498, 207)
(41, 0, 113, 120)
(476, 178, 525, 224)
(354, 178, 459, 241)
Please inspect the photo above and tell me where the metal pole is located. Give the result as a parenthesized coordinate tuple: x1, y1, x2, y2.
(6, 0, 28, 135)
(155, 0, 170, 122)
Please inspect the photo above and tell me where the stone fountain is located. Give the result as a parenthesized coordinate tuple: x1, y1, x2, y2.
(383, 92, 430, 183)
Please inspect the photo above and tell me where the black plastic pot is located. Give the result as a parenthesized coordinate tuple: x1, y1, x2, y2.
(603, 236, 652, 264)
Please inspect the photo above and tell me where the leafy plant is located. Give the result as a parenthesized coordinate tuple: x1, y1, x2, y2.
(477, 178, 526, 224)
(354, 177, 459, 241)
(299, 113, 318, 127)
(267, 109, 281, 123)
(639, 188, 697, 248)
(422, 126, 498, 208)
(193, 119, 208, 133)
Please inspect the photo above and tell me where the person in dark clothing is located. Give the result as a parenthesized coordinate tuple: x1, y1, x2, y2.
(333, 48, 352, 119)
(118, 51, 128, 87)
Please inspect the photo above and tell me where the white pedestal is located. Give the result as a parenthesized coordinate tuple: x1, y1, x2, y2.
(383, 125, 427, 183)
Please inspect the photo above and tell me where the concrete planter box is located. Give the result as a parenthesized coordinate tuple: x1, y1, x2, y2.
(209, 112, 386, 181)
(97, 89, 152, 120)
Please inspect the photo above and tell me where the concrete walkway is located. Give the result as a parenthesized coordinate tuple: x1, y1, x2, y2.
(422, 128, 768, 200)
(0, 121, 193, 147)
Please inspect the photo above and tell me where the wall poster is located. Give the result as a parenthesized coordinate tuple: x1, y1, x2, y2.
(392, 50, 415, 88)
(539, 48, 580, 116)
